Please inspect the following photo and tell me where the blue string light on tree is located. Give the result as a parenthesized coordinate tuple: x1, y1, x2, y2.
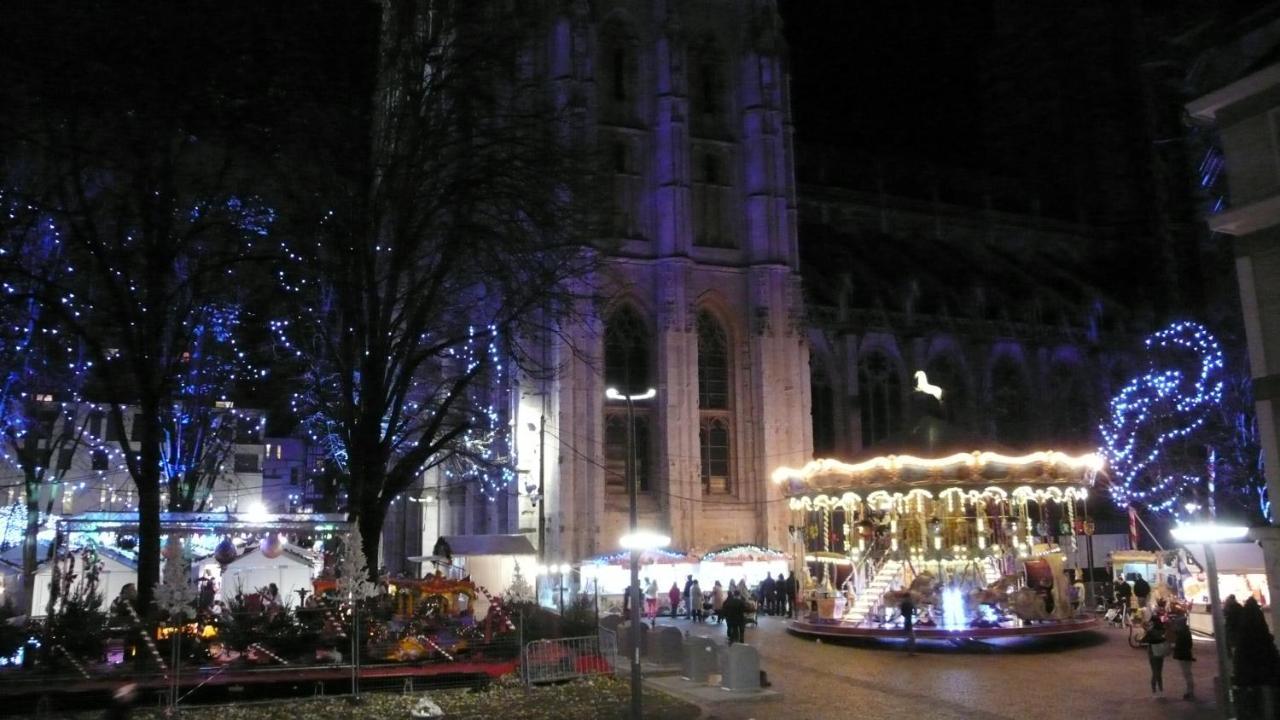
(1099, 321, 1224, 518)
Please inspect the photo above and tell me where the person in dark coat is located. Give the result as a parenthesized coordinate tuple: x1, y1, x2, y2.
(1132, 576, 1151, 608)
(1232, 597, 1280, 719)
(721, 590, 747, 644)
(1114, 578, 1132, 609)
(760, 573, 777, 616)
(1223, 594, 1243, 657)
(682, 575, 694, 618)
(778, 568, 788, 614)
(899, 594, 917, 655)
(1171, 614, 1196, 700)
(432, 536, 452, 564)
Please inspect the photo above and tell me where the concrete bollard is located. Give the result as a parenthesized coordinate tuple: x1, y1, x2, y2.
(655, 626, 684, 665)
(619, 622, 650, 660)
(720, 643, 761, 691)
(681, 636, 717, 683)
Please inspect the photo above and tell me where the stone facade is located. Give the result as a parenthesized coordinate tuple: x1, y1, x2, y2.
(425, 0, 811, 563)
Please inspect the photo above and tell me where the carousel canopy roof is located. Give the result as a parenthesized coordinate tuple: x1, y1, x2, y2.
(773, 450, 1103, 498)
(774, 388, 1102, 498)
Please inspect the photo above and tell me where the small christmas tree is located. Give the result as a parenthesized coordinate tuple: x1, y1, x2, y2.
(336, 526, 376, 602)
(504, 561, 533, 604)
(154, 536, 196, 621)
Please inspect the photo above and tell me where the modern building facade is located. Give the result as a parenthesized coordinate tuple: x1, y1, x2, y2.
(1189, 58, 1280, 642)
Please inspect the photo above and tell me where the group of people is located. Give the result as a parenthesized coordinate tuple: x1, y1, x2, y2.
(1135, 598, 1197, 700)
(1136, 587, 1280, 712)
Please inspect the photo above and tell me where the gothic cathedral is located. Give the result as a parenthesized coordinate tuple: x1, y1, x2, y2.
(512, 0, 811, 563)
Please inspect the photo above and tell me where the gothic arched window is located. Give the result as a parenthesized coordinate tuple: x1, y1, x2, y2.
(688, 37, 728, 137)
(810, 355, 836, 456)
(858, 351, 902, 447)
(697, 311, 732, 493)
(604, 305, 652, 492)
(599, 24, 640, 126)
(990, 355, 1032, 447)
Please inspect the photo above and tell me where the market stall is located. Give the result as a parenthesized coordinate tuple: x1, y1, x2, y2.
(581, 547, 697, 614)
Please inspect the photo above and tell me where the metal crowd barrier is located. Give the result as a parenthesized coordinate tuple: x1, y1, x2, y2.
(520, 633, 614, 686)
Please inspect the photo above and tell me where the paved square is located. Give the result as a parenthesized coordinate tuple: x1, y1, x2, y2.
(666, 615, 1220, 720)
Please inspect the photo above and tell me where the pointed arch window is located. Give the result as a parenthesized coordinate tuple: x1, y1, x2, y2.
(604, 305, 652, 492)
(810, 355, 836, 455)
(858, 351, 901, 448)
(599, 26, 640, 126)
(697, 311, 732, 494)
(688, 38, 728, 138)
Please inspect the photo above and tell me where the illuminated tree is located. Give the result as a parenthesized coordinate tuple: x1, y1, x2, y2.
(0, 3, 287, 610)
(1099, 321, 1265, 521)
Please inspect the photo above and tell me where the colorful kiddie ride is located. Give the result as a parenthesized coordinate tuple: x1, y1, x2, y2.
(312, 573, 513, 663)
(774, 384, 1104, 642)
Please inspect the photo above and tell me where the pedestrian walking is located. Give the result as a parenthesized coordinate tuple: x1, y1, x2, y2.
(1144, 616, 1169, 697)
(899, 594, 917, 655)
(644, 578, 659, 621)
(1224, 594, 1243, 657)
(721, 590, 747, 644)
(1171, 613, 1195, 700)
(683, 574, 694, 618)
(778, 568, 788, 614)
(689, 578, 703, 622)
(711, 581, 726, 624)
(667, 582, 681, 618)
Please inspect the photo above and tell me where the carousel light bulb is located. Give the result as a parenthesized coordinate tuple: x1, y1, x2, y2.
(933, 536, 942, 551)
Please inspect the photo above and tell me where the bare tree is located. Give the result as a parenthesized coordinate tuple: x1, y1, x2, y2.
(282, 0, 605, 573)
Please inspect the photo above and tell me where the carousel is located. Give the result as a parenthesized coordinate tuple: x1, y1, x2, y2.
(775, 377, 1104, 642)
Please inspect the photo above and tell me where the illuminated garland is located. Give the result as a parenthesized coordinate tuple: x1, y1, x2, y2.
(1099, 321, 1224, 517)
(699, 544, 786, 562)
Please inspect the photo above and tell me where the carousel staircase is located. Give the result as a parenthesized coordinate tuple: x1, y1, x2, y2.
(845, 559, 904, 626)
(982, 560, 1002, 586)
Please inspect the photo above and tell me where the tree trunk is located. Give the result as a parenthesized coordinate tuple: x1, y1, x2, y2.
(356, 496, 388, 582)
(21, 476, 40, 615)
(135, 408, 165, 615)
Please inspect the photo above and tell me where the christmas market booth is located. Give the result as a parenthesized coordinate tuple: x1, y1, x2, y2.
(581, 547, 698, 614)
(773, 389, 1104, 642)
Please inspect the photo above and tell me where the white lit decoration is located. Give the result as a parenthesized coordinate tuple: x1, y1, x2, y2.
(912, 370, 943, 403)
(1099, 321, 1224, 517)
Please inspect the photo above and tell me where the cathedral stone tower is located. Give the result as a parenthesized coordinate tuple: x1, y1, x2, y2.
(511, 0, 811, 563)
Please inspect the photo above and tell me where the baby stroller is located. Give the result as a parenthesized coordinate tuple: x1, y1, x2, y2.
(1103, 602, 1128, 628)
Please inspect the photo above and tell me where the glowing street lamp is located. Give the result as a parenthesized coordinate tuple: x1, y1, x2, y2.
(1170, 522, 1249, 717)
(606, 386, 657, 720)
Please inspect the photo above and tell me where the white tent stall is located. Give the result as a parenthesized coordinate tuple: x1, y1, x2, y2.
(195, 542, 319, 606)
(410, 534, 536, 617)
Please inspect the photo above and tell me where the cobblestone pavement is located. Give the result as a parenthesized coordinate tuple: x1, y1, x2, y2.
(670, 614, 1221, 720)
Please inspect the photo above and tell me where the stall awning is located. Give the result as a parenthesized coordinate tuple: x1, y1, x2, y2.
(438, 534, 536, 556)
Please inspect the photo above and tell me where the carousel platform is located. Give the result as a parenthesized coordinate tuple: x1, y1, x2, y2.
(787, 615, 1099, 642)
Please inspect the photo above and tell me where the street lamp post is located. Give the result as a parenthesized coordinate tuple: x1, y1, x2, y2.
(609, 382, 659, 720)
(1171, 522, 1249, 719)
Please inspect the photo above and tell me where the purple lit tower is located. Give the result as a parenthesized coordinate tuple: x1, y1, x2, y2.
(478, 0, 811, 563)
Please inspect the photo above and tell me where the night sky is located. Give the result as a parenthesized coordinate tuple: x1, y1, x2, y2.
(780, 1, 988, 167)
